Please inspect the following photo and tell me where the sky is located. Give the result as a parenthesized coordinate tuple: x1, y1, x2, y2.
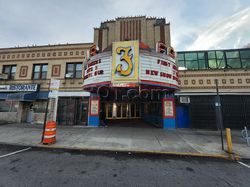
(0, 0, 250, 51)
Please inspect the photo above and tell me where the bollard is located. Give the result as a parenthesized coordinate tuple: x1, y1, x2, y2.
(226, 128, 233, 158)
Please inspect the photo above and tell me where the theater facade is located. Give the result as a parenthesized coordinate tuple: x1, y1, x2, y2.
(83, 40, 179, 128)
(0, 16, 250, 129)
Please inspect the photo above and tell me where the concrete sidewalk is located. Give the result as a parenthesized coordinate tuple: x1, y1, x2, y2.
(0, 123, 249, 159)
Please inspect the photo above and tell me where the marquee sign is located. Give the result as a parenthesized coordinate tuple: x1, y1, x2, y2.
(0, 84, 38, 92)
(112, 40, 139, 87)
(83, 53, 112, 87)
(140, 55, 179, 88)
(83, 41, 179, 90)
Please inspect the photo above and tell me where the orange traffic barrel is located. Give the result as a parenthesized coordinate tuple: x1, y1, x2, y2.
(43, 121, 56, 144)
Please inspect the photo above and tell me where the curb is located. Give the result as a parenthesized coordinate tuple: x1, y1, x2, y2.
(0, 142, 241, 160)
(37, 143, 232, 160)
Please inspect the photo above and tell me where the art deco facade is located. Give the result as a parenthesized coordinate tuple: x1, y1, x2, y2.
(94, 16, 171, 51)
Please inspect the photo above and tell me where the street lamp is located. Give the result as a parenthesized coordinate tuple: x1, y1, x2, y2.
(214, 79, 224, 150)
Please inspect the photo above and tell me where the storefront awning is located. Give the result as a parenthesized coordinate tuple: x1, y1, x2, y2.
(0, 93, 8, 100)
(7, 92, 38, 101)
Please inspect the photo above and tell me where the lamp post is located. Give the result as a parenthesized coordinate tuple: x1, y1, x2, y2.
(214, 79, 224, 150)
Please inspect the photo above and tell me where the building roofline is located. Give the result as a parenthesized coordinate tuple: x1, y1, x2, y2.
(0, 42, 93, 50)
(177, 47, 250, 53)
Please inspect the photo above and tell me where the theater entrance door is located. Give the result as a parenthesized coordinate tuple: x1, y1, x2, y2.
(106, 103, 140, 119)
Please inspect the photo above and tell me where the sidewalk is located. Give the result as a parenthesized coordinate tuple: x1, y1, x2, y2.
(0, 123, 249, 159)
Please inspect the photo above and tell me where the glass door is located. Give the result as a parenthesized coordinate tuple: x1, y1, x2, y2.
(106, 103, 140, 119)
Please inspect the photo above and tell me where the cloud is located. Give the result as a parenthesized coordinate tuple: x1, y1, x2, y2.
(186, 7, 250, 50)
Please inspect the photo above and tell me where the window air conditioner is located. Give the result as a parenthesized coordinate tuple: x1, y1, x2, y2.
(65, 73, 73, 78)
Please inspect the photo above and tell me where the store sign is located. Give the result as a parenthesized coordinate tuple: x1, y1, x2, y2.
(50, 79, 60, 91)
(83, 53, 111, 87)
(0, 84, 38, 92)
(112, 40, 139, 87)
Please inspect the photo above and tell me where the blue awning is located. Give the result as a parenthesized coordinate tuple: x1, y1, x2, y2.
(7, 92, 38, 101)
(4, 91, 49, 101)
(0, 93, 8, 100)
(36, 91, 49, 100)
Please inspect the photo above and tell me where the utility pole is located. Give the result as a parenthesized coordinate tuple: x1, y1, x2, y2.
(215, 79, 224, 150)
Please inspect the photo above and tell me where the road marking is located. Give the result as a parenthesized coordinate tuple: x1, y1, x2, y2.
(237, 161, 250, 169)
(0, 147, 32, 159)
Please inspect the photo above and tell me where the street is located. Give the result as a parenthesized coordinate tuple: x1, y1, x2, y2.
(0, 144, 249, 187)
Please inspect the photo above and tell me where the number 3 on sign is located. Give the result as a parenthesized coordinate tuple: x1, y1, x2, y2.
(115, 47, 133, 76)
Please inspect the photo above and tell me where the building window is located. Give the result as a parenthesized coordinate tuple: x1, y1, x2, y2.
(66, 63, 82, 78)
(3, 65, 16, 80)
(33, 64, 48, 80)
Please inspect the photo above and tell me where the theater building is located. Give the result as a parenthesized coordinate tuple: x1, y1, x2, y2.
(84, 40, 179, 128)
(0, 16, 250, 129)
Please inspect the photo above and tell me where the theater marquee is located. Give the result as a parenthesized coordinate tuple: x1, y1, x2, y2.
(83, 41, 179, 90)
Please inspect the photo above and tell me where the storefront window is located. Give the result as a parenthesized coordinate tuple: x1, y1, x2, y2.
(33, 101, 47, 113)
(0, 101, 18, 112)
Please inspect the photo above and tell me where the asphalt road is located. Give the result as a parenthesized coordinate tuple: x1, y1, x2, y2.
(0, 144, 250, 187)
